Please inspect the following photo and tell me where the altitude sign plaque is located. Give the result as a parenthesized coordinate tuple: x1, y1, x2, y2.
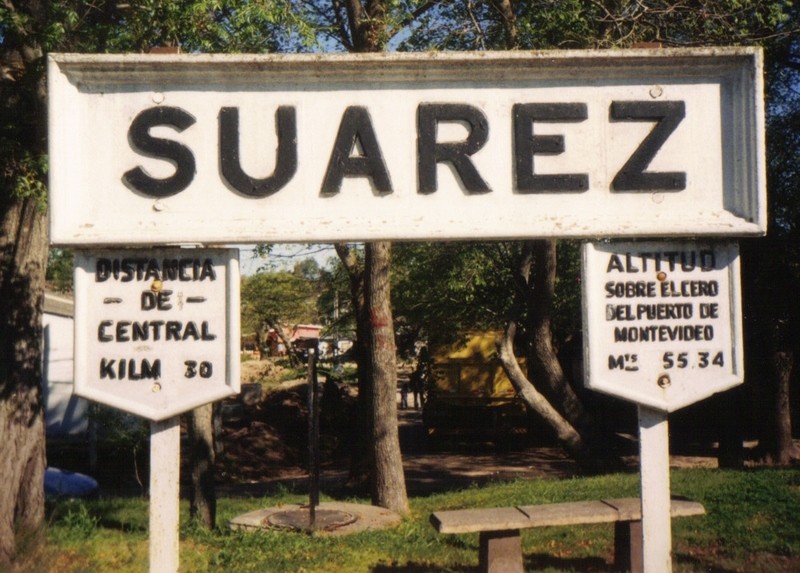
(582, 241, 743, 412)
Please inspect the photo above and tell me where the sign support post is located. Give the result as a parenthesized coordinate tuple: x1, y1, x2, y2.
(638, 405, 672, 573)
(149, 416, 181, 573)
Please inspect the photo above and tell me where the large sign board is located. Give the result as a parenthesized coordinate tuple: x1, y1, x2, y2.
(73, 249, 240, 420)
(581, 241, 743, 412)
(48, 48, 765, 246)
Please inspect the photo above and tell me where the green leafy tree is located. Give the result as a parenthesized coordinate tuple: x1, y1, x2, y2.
(241, 267, 320, 359)
(393, 0, 798, 470)
(45, 248, 74, 292)
(0, 0, 306, 559)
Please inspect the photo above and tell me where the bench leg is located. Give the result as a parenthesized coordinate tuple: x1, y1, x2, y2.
(614, 520, 643, 573)
(479, 529, 523, 573)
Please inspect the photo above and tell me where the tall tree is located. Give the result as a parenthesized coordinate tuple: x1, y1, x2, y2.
(0, 0, 308, 557)
(396, 0, 799, 469)
(1, 1, 51, 562)
(329, 0, 410, 515)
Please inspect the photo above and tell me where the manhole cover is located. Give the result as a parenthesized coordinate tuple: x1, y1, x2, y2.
(266, 508, 358, 532)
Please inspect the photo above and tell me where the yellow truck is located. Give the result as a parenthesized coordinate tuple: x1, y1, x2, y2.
(421, 332, 529, 444)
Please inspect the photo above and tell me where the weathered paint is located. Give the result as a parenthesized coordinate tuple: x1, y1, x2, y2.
(48, 48, 765, 246)
(72, 248, 240, 421)
(581, 241, 743, 412)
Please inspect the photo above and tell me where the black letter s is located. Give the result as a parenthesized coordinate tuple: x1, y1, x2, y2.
(123, 106, 196, 197)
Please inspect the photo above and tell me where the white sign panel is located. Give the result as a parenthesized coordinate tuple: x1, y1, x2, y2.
(48, 48, 765, 246)
(73, 249, 240, 420)
(582, 241, 743, 412)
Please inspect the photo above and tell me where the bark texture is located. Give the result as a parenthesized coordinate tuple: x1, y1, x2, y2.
(365, 242, 408, 513)
(0, 197, 48, 563)
(0, 0, 49, 562)
(336, 1, 408, 513)
(334, 243, 372, 486)
(758, 351, 796, 465)
(187, 403, 216, 529)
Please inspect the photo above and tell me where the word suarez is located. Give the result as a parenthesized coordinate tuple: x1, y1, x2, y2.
(123, 101, 686, 198)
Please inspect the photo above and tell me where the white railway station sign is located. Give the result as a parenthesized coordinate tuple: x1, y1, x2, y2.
(48, 48, 765, 246)
(581, 241, 743, 412)
(73, 249, 240, 421)
(49, 48, 765, 573)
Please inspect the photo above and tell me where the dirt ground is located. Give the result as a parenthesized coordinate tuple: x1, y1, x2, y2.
(214, 361, 720, 498)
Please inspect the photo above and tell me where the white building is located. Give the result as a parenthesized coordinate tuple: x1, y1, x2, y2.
(42, 291, 88, 441)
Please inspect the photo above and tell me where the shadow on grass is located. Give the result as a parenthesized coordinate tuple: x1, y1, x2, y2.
(370, 554, 610, 572)
(369, 552, 738, 573)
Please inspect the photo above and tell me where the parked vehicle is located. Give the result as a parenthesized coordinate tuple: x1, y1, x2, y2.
(422, 332, 529, 445)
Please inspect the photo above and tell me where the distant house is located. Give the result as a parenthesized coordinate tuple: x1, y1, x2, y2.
(289, 324, 322, 343)
(42, 291, 89, 442)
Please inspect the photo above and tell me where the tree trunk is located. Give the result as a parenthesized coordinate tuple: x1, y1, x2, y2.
(717, 387, 745, 469)
(0, 197, 48, 564)
(334, 243, 373, 487)
(365, 242, 408, 513)
(334, 3, 408, 511)
(0, 1, 49, 561)
(498, 240, 617, 472)
(186, 403, 216, 529)
(758, 351, 796, 465)
(526, 241, 591, 431)
(498, 323, 587, 459)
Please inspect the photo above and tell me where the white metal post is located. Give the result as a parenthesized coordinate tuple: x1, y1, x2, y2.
(638, 405, 672, 573)
(150, 416, 181, 573)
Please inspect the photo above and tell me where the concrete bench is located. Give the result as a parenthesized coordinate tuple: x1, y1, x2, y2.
(430, 497, 705, 573)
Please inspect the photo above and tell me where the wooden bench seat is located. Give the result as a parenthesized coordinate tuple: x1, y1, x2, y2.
(430, 497, 705, 573)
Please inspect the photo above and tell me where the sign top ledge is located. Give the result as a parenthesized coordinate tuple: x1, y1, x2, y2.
(49, 46, 762, 84)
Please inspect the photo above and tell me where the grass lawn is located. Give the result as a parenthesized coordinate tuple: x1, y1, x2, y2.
(12, 468, 800, 572)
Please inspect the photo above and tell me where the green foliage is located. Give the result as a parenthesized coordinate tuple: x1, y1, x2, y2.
(391, 240, 584, 353)
(46, 248, 74, 292)
(49, 501, 100, 543)
(399, 1, 796, 51)
(36, 469, 800, 572)
(240, 266, 320, 334)
(0, 149, 48, 208)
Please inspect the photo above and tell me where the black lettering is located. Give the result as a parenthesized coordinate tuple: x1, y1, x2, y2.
(122, 106, 196, 197)
(100, 358, 116, 379)
(609, 355, 625, 370)
(96, 259, 111, 282)
(182, 321, 200, 341)
(150, 320, 164, 341)
(417, 103, 490, 195)
(607, 254, 625, 273)
(98, 320, 113, 342)
(141, 291, 157, 310)
(156, 291, 172, 310)
(610, 100, 686, 192)
(132, 322, 148, 341)
(128, 359, 141, 380)
(166, 321, 182, 341)
(162, 259, 179, 280)
(116, 321, 131, 342)
(201, 321, 216, 341)
(199, 259, 216, 281)
(144, 259, 160, 281)
(179, 259, 192, 281)
(141, 359, 161, 380)
(120, 259, 135, 282)
(219, 106, 297, 197)
(513, 103, 588, 193)
(321, 106, 392, 196)
(700, 250, 716, 271)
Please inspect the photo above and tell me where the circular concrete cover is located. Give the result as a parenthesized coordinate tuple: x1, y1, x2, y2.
(230, 502, 402, 537)
(267, 508, 357, 532)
